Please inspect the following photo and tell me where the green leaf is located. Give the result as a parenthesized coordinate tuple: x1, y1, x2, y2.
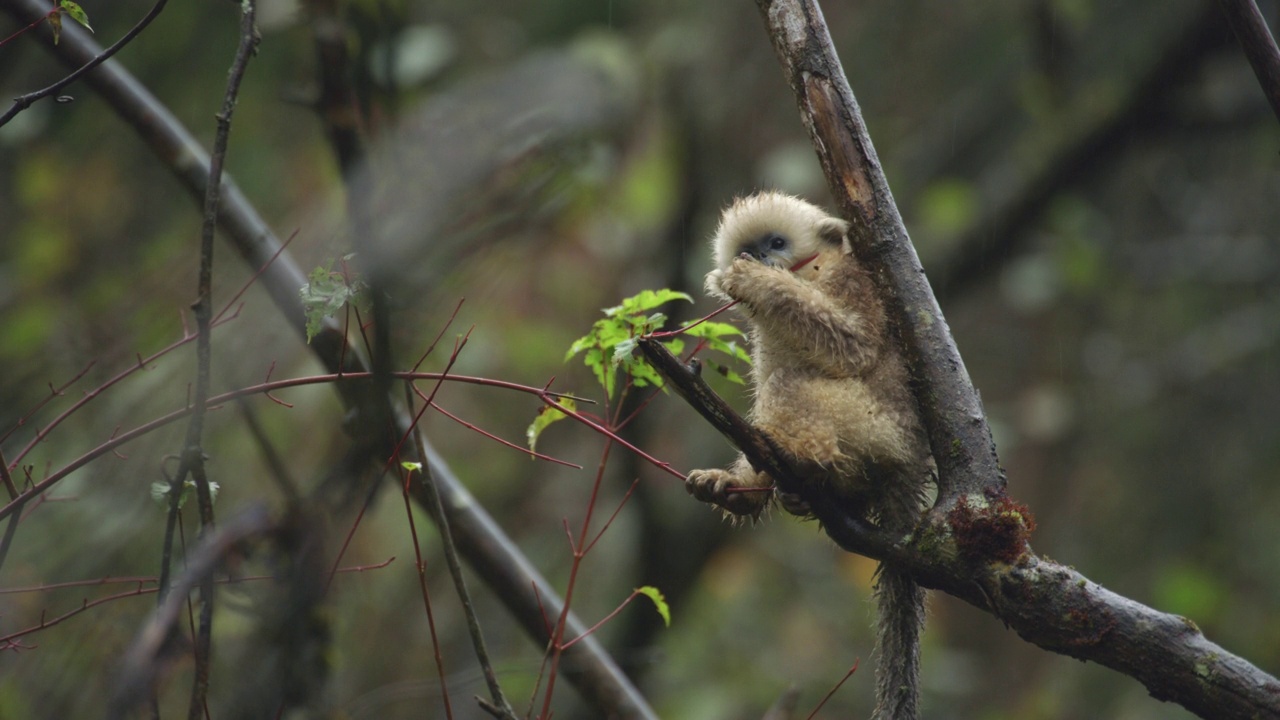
(702, 361, 747, 386)
(566, 288, 758, 399)
(150, 479, 220, 509)
(59, 0, 92, 32)
(401, 461, 422, 473)
(608, 289, 691, 317)
(150, 482, 170, 504)
(527, 398, 576, 453)
(300, 259, 367, 343)
(635, 586, 670, 627)
(612, 337, 638, 366)
(679, 320, 744, 340)
(564, 333, 597, 363)
(679, 320, 751, 366)
(567, 290, 691, 399)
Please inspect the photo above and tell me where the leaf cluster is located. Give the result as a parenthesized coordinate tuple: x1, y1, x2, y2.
(565, 289, 750, 400)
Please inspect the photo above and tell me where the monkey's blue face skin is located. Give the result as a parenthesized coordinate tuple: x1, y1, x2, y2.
(738, 232, 793, 268)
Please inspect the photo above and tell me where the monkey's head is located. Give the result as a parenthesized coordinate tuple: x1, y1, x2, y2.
(710, 192, 851, 271)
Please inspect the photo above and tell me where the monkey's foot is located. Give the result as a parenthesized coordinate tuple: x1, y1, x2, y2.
(777, 491, 813, 517)
(685, 469, 772, 519)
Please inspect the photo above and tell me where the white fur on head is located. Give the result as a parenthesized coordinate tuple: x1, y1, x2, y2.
(710, 192, 850, 270)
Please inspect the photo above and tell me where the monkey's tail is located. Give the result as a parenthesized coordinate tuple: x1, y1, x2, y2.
(871, 473, 928, 720)
(872, 565, 924, 720)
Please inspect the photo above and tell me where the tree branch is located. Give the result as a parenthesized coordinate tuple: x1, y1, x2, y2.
(641, 1, 1280, 717)
(0, 0, 168, 127)
(109, 505, 275, 720)
(637, 338, 891, 557)
(756, 0, 1001, 509)
(1217, 0, 1280, 125)
(648, 329, 1280, 718)
(182, 3, 259, 716)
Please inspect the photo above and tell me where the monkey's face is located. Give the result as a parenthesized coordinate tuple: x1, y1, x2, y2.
(710, 192, 850, 273)
(738, 232, 796, 269)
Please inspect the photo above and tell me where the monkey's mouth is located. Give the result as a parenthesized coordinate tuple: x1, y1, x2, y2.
(738, 250, 790, 269)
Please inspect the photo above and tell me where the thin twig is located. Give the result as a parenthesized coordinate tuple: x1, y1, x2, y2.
(236, 400, 301, 502)
(538, 439, 615, 719)
(407, 385, 516, 719)
(0, 0, 169, 127)
(0, 447, 18, 574)
(0, 360, 94, 446)
(0, 370, 593, 523)
(806, 660, 860, 720)
(397, 463, 455, 718)
(183, 2, 260, 716)
(0, 558, 391, 650)
(427, 400, 582, 468)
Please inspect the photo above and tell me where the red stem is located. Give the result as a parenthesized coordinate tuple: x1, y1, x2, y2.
(399, 465, 454, 719)
(0, 370, 595, 522)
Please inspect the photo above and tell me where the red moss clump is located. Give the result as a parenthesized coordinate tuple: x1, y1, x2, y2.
(948, 493, 1037, 565)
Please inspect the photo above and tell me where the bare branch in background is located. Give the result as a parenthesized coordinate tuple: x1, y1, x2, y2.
(179, 2, 259, 715)
(0, 0, 654, 715)
(1217, 0, 1280, 124)
(108, 506, 274, 720)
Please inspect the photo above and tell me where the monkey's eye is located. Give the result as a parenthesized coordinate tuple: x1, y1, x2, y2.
(766, 234, 788, 251)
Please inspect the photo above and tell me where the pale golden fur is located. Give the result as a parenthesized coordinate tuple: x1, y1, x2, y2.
(687, 192, 931, 720)
(689, 192, 931, 518)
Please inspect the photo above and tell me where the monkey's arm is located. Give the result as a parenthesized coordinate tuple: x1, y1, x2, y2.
(716, 256, 879, 375)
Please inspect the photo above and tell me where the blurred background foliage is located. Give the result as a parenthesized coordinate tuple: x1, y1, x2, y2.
(1, 0, 1279, 718)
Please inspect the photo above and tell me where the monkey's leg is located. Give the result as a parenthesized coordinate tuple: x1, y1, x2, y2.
(685, 455, 773, 518)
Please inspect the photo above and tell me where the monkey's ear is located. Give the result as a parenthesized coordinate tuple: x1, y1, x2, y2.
(816, 216, 850, 248)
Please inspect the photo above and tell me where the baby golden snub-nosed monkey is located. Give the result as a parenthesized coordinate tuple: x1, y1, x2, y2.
(686, 191, 933, 720)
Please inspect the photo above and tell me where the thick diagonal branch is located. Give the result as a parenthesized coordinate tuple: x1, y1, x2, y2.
(755, 0, 1002, 508)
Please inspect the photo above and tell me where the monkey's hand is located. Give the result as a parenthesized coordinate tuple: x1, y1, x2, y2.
(703, 267, 729, 303)
(716, 254, 791, 306)
(685, 468, 773, 519)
